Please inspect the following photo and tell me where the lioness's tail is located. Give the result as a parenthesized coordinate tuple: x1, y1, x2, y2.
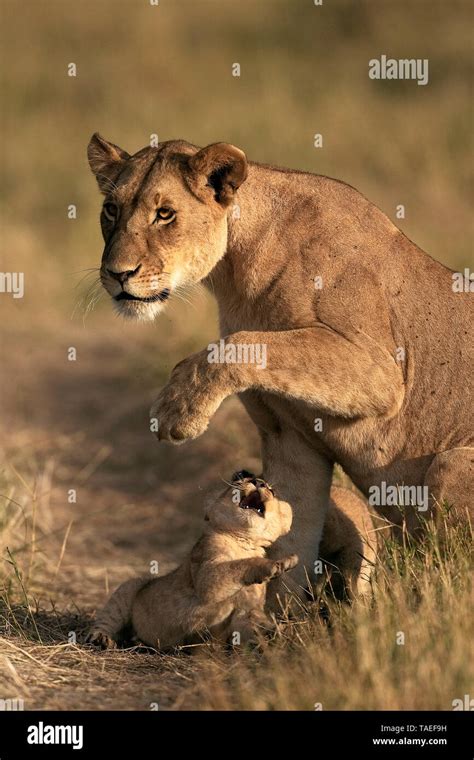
(87, 576, 148, 649)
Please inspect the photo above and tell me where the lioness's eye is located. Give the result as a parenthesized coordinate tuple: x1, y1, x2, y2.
(103, 202, 118, 222)
(155, 207, 176, 223)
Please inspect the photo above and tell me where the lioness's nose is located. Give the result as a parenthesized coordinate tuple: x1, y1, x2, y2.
(106, 264, 141, 284)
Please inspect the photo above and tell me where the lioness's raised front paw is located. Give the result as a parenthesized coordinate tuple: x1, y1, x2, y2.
(150, 351, 228, 444)
(86, 629, 117, 650)
(150, 388, 212, 444)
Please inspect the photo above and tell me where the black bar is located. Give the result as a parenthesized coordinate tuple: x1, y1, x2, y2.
(0, 710, 472, 758)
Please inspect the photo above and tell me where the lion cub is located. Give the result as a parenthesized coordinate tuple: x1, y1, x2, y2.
(87, 473, 297, 650)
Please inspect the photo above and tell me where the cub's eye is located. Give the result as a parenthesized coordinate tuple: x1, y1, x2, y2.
(103, 202, 118, 222)
(154, 207, 176, 223)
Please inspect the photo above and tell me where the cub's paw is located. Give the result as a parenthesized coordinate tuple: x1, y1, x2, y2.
(227, 610, 274, 649)
(270, 554, 299, 578)
(86, 629, 117, 650)
(246, 555, 299, 585)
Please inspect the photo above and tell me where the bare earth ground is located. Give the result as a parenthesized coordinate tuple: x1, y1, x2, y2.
(0, 302, 263, 709)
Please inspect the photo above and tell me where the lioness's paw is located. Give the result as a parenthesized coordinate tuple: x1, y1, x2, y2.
(86, 629, 117, 650)
(150, 393, 211, 445)
(150, 353, 226, 444)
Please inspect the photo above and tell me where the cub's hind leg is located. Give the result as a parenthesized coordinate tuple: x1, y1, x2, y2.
(225, 558, 299, 647)
(87, 577, 147, 649)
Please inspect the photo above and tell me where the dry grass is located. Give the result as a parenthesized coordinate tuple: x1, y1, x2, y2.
(0, 494, 472, 710)
(0, 0, 472, 710)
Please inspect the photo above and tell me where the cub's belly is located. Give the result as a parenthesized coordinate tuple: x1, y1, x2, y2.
(132, 584, 235, 650)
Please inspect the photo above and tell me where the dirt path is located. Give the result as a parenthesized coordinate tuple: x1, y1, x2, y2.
(0, 307, 262, 709)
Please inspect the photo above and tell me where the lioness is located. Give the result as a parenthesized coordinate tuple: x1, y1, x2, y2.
(87, 134, 473, 593)
(87, 473, 297, 650)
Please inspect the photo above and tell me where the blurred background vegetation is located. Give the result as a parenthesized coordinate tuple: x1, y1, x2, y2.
(1, 0, 473, 314)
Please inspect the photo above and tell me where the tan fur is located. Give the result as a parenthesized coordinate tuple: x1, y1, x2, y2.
(87, 476, 297, 650)
(319, 486, 376, 599)
(87, 135, 473, 592)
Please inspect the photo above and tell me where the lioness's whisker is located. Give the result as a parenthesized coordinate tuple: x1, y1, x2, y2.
(70, 267, 101, 275)
(173, 288, 196, 310)
(73, 269, 101, 290)
(71, 277, 103, 322)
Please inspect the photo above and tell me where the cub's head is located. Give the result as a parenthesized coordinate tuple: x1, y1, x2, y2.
(206, 471, 293, 547)
(87, 134, 247, 321)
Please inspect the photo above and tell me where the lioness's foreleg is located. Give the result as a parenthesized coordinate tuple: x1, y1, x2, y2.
(257, 427, 333, 603)
(151, 325, 404, 443)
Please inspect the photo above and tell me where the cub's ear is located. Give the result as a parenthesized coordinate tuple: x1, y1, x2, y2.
(87, 133, 130, 194)
(187, 142, 247, 206)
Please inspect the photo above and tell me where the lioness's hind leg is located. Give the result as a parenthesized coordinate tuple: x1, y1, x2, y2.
(319, 487, 376, 601)
(424, 447, 474, 524)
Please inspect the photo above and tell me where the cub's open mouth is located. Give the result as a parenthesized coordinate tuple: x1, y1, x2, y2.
(239, 490, 266, 516)
(114, 288, 171, 304)
(231, 471, 275, 516)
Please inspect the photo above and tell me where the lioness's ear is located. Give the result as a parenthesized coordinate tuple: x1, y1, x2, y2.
(87, 133, 130, 194)
(188, 142, 247, 206)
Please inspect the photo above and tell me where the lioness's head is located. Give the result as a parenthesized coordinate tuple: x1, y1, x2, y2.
(87, 134, 247, 321)
(207, 472, 293, 546)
